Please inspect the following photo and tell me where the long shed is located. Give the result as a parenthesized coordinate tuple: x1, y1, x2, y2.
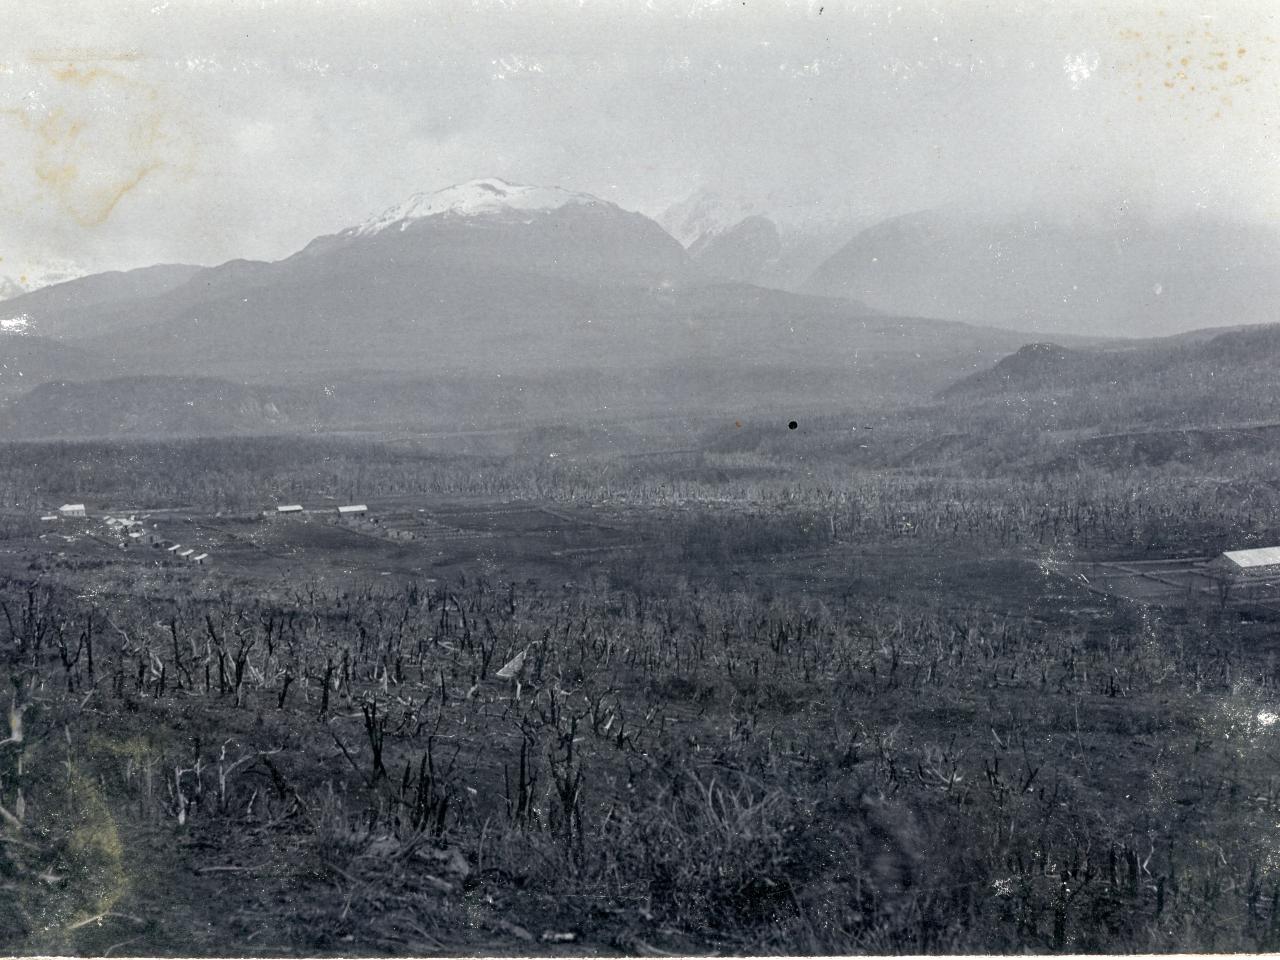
(1214, 547, 1280, 578)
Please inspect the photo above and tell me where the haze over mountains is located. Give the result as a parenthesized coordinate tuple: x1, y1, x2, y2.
(0, 176, 1276, 439)
(657, 187, 868, 292)
(658, 188, 1280, 339)
(804, 206, 1280, 338)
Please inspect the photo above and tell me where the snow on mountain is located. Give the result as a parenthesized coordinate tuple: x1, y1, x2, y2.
(351, 177, 604, 237)
(657, 187, 762, 248)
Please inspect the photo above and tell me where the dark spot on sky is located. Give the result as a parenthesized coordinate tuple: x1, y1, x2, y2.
(788, 420, 798, 430)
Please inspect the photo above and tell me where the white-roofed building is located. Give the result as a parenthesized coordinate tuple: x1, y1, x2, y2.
(337, 504, 368, 515)
(277, 504, 304, 514)
(192, 553, 209, 564)
(59, 503, 86, 517)
(1214, 547, 1280, 578)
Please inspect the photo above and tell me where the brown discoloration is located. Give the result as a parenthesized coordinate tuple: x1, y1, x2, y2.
(51, 63, 130, 87)
(26, 49, 141, 64)
(1, 51, 184, 229)
(1115, 16, 1271, 118)
(91, 161, 161, 225)
(36, 159, 79, 193)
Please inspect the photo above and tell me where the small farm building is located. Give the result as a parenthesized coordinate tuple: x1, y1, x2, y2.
(167, 543, 183, 553)
(338, 504, 368, 515)
(1213, 547, 1280, 578)
(40, 515, 58, 522)
(192, 553, 208, 565)
(178, 548, 195, 558)
(59, 503, 86, 517)
(277, 504, 304, 514)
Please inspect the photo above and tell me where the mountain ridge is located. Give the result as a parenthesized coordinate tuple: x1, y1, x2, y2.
(805, 207, 1280, 338)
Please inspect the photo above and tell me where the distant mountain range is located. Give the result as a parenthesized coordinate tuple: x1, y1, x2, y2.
(657, 187, 768, 249)
(657, 190, 1280, 340)
(0, 178, 1039, 437)
(4, 177, 1274, 439)
(803, 207, 1280, 338)
(657, 186, 865, 292)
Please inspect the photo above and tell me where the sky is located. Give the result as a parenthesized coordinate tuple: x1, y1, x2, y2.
(0, 0, 1278, 279)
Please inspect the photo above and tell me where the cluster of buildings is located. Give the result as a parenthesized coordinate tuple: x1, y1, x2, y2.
(111, 515, 211, 565)
(39, 504, 211, 567)
(103, 515, 144, 535)
(38, 499, 383, 567)
(154, 540, 209, 564)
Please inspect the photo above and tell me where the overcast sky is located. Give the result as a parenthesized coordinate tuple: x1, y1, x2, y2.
(1, 0, 1277, 278)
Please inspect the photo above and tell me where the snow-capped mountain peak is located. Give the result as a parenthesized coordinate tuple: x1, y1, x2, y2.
(353, 178, 605, 236)
(658, 187, 762, 248)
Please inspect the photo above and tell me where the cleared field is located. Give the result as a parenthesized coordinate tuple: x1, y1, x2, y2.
(0, 498, 658, 603)
(1060, 557, 1280, 615)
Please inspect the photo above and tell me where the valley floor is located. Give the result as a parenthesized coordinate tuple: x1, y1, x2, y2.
(4, 480, 1280, 954)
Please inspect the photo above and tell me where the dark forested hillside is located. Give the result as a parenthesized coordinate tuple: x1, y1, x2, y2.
(939, 323, 1280, 434)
